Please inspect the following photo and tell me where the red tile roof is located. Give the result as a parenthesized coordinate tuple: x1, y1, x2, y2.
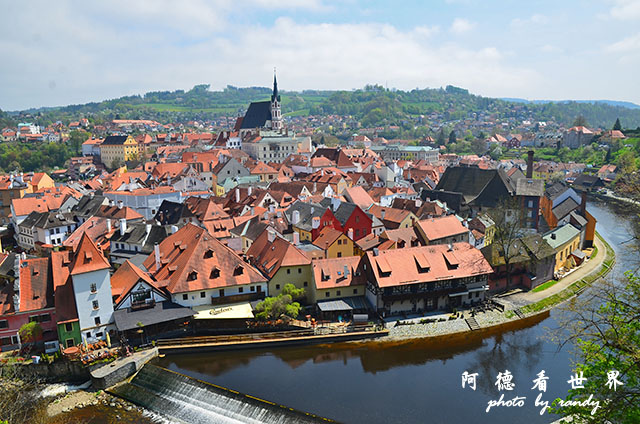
(415, 215, 468, 242)
(312, 227, 345, 250)
(110, 260, 158, 305)
(366, 243, 493, 288)
(70, 233, 111, 276)
(143, 223, 265, 293)
(11, 195, 66, 217)
(18, 257, 54, 312)
(312, 256, 366, 290)
(246, 229, 311, 278)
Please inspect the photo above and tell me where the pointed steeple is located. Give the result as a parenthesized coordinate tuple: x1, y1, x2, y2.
(70, 232, 110, 275)
(271, 68, 280, 102)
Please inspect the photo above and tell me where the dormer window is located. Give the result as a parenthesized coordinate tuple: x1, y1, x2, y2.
(187, 271, 198, 281)
(233, 266, 244, 276)
(210, 268, 220, 279)
(204, 249, 214, 259)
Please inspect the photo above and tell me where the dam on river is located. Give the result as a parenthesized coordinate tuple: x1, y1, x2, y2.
(110, 364, 332, 423)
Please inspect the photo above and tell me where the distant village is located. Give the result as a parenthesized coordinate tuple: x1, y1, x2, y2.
(0, 74, 616, 355)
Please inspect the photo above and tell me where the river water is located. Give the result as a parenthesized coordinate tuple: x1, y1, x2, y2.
(153, 200, 639, 424)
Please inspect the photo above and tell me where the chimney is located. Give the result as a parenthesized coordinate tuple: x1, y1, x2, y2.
(293, 232, 299, 245)
(331, 197, 340, 212)
(106, 219, 111, 233)
(373, 247, 379, 256)
(251, 207, 255, 216)
(313, 182, 317, 193)
(119, 218, 127, 234)
(344, 265, 349, 277)
(263, 212, 269, 220)
(154, 243, 161, 272)
(447, 243, 453, 251)
(415, 199, 422, 207)
(248, 186, 252, 196)
(526, 150, 534, 179)
(146, 223, 152, 235)
(580, 191, 587, 216)
(348, 228, 354, 240)
(235, 188, 240, 203)
(267, 229, 276, 243)
(381, 209, 386, 220)
(117, 200, 123, 209)
(170, 225, 178, 234)
(312, 216, 320, 229)
(292, 210, 300, 225)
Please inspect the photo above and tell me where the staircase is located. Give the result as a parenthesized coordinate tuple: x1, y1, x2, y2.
(513, 308, 525, 319)
(465, 316, 480, 331)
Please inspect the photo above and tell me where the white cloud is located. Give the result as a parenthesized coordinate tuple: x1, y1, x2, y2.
(607, 32, 640, 51)
(450, 18, 476, 34)
(608, 0, 640, 20)
(511, 14, 548, 27)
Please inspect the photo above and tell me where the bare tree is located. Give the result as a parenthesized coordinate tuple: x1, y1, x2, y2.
(486, 198, 528, 290)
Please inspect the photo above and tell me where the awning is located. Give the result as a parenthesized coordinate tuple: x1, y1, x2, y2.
(449, 291, 468, 297)
(113, 301, 195, 332)
(468, 285, 489, 293)
(317, 296, 369, 312)
(192, 302, 254, 319)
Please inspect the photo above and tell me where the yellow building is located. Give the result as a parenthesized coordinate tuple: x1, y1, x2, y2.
(543, 223, 582, 273)
(310, 256, 366, 304)
(99, 135, 138, 169)
(312, 227, 354, 258)
(27, 172, 55, 192)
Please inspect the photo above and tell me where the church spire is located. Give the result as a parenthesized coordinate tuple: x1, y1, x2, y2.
(271, 68, 280, 102)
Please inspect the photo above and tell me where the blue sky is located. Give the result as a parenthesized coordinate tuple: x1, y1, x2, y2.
(1, 0, 640, 110)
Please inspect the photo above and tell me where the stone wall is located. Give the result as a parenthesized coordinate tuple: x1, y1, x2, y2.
(0, 360, 90, 383)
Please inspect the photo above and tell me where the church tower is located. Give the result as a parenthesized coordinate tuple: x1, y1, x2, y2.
(270, 69, 283, 131)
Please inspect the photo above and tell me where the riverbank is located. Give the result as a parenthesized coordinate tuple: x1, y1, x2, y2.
(382, 231, 615, 341)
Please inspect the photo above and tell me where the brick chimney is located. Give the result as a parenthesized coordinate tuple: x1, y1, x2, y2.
(527, 150, 534, 179)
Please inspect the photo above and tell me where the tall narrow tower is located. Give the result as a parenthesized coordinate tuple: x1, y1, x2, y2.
(270, 69, 283, 131)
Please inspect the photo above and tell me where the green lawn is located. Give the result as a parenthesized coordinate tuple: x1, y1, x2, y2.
(531, 280, 559, 293)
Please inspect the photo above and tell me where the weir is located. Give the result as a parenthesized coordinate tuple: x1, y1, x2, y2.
(109, 364, 333, 423)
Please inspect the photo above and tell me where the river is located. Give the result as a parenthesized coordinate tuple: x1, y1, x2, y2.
(153, 200, 639, 424)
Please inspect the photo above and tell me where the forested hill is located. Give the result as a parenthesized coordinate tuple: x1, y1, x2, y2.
(6, 84, 640, 129)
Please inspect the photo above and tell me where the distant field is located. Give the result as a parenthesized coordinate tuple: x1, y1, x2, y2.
(136, 103, 238, 114)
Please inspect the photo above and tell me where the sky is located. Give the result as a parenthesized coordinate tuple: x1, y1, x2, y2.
(1, 0, 640, 110)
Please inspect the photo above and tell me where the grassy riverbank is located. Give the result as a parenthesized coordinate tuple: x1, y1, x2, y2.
(520, 232, 615, 315)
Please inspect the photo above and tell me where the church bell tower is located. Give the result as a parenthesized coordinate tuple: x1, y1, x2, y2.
(270, 69, 283, 131)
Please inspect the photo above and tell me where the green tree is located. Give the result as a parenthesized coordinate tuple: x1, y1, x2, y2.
(437, 128, 446, 146)
(617, 151, 637, 173)
(553, 271, 640, 422)
(448, 130, 457, 145)
(573, 115, 588, 127)
(254, 284, 304, 321)
(18, 321, 43, 344)
(613, 117, 622, 131)
(68, 130, 89, 156)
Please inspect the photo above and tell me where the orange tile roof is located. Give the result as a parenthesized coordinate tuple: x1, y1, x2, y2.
(110, 260, 157, 305)
(366, 243, 493, 288)
(98, 205, 144, 220)
(63, 217, 114, 250)
(70, 233, 111, 276)
(246, 229, 311, 278)
(312, 256, 366, 290)
(11, 195, 66, 217)
(343, 186, 375, 210)
(312, 227, 344, 249)
(415, 215, 468, 242)
(51, 250, 77, 323)
(18, 257, 54, 312)
(142, 223, 265, 293)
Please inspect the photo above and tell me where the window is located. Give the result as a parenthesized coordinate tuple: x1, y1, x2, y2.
(94, 317, 101, 326)
(250, 286, 255, 292)
(353, 288, 358, 294)
(275, 284, 280, 290)
(337, 252, 342, 258)
(182, 294, 188, 300)
(11, 335, 18, 345)
(303, 281, 308, 287)
(337, 239, 342, 245)
(325, 292, 330, 297)
(40, 314, 51, 322)
(65, 322, 73, 332)
(287, 268, 291, 274)
(219, 289, 225, 297)
(298, 268, 302, 274)
(336, 290, 341, 296)
(95, 332, 103, 338)
(86, 332, 91, 339)
(65, 338, 75, 348)
(239, 287, 244, 293)
(92, 300, 99, 310)
(0, 320, 7, 329)
(90, 283, 97, 293)
(528, 200, 534, 208)
(200, 291, 206, 298)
